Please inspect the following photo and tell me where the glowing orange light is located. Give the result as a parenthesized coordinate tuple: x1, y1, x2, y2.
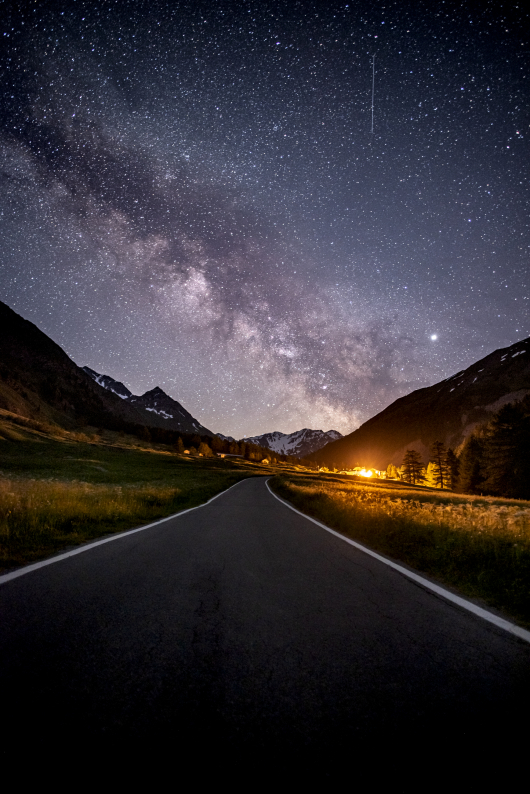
(359, 468, 373, 477)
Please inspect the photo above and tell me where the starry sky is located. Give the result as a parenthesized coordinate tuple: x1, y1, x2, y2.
(1, 0, 528, 438)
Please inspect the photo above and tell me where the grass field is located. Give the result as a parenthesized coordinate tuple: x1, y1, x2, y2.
(0, 418, 278, 572)
(5, 413, 530, 629)
(269, 472, 530, 628)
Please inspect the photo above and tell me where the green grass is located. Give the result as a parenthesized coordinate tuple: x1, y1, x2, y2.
(0, 428, 275, 572)
(270, 472, 530, 628)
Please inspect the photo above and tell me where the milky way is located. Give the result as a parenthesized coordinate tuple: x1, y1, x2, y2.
(1, 0, 528, 437)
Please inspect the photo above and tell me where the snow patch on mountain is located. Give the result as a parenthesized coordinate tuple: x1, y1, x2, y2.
(145, 407, 174, 419)
(243, 428, 342, 458)
(217, 433, 236, 442)
(83, 367, 132, 400)
(82, 367, 212, 435)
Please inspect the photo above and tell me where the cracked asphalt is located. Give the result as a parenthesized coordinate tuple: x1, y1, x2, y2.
(2, 476, 529, 766)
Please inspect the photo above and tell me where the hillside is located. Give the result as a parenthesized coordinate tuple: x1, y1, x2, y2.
(82, 368, 212, 435)
(0, 301, 212, 436)
(311, 337, 530, 469)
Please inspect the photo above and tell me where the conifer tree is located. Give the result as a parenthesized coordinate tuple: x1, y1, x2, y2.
(455, 396, 530, 499)
(458, 434, 485, 494)
(402, 449, 425, 485)
(430, 441, 450, 489)
(210, 435, 224, 453)
(482, 397, 530, 499)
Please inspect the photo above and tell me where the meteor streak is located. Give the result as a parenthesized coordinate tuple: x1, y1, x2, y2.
(371, 54, 375, 134)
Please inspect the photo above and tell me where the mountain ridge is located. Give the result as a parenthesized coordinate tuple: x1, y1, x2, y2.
(0, 300, 212, 437)
(311, 337, 530, 469)
(243, 428, 342, 458)
(82, 368, 212, 435)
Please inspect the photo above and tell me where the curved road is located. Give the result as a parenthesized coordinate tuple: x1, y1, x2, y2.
(1, 477, 529, 763)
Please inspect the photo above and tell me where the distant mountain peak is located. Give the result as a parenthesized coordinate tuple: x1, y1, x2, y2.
(0, 301, 211, 437)
(217, 433, 236, 442)
(82, 366, 132, 400)
(142, 386, 168, 398)
(82, 367, 212, 435)
(243, 427, 342, 458)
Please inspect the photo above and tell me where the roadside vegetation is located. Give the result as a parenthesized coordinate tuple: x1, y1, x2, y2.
(315, 396, 530, 502)
(270, 472, 530, 628)
(5, 406, 530, 628)
(0, 418, 282, 572)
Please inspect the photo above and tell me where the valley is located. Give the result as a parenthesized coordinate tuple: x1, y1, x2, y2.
(0, 410, 283, 572)
(1, 298, 530, 626)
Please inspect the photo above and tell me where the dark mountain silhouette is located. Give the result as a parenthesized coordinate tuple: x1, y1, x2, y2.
(82, 367, 133, 400)
(82, 368, 212, 435)
(0, 300, 212, 436)
(311, 337, 530, 470)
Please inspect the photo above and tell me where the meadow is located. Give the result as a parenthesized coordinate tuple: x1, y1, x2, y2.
(270, 473, 530, 627)
(0, 417, 274, 572)
(4, 412, 530, 629)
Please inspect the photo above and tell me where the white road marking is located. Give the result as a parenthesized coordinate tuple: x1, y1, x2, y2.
(0, 478, 251, 586)
(266, 480, 530, 644)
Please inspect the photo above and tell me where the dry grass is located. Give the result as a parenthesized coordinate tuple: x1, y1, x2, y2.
(0, 478, 190, 569)
(270, 474, 530, 628)
(0, 422, 282, 570)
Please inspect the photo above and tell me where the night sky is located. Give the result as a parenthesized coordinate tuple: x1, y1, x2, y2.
(1, 1, 528, 437)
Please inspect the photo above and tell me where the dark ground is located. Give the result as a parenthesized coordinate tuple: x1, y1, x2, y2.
(2, 477, 529, 777)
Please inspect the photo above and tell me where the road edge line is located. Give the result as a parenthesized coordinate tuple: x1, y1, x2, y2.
(0, 478, 251, 586)
(265, 479, 530, 644)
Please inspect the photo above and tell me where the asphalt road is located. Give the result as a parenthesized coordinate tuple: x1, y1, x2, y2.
(2, 476, 530, 766)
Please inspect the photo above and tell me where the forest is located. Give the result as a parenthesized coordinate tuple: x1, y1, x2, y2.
(317, 396, 530, 501)
(389, 396, 530, 500)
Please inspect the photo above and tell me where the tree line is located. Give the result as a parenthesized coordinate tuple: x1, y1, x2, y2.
(308, 395, 529, 500)
(395, 395, 530, 499)
(457, 394, 530, 499)
(134, 425, 303, 466)
(172, 433, 301, 465)
(75, 408, 301, 466)
(389, 442, 459, 490)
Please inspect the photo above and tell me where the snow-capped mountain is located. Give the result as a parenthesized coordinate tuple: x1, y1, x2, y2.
(0, 301, 214, 437)
(243, 428, 342, 458)
(217, 433, 236, 443)
(82, 367, 132, 400)
(82, 367, 212, 435)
